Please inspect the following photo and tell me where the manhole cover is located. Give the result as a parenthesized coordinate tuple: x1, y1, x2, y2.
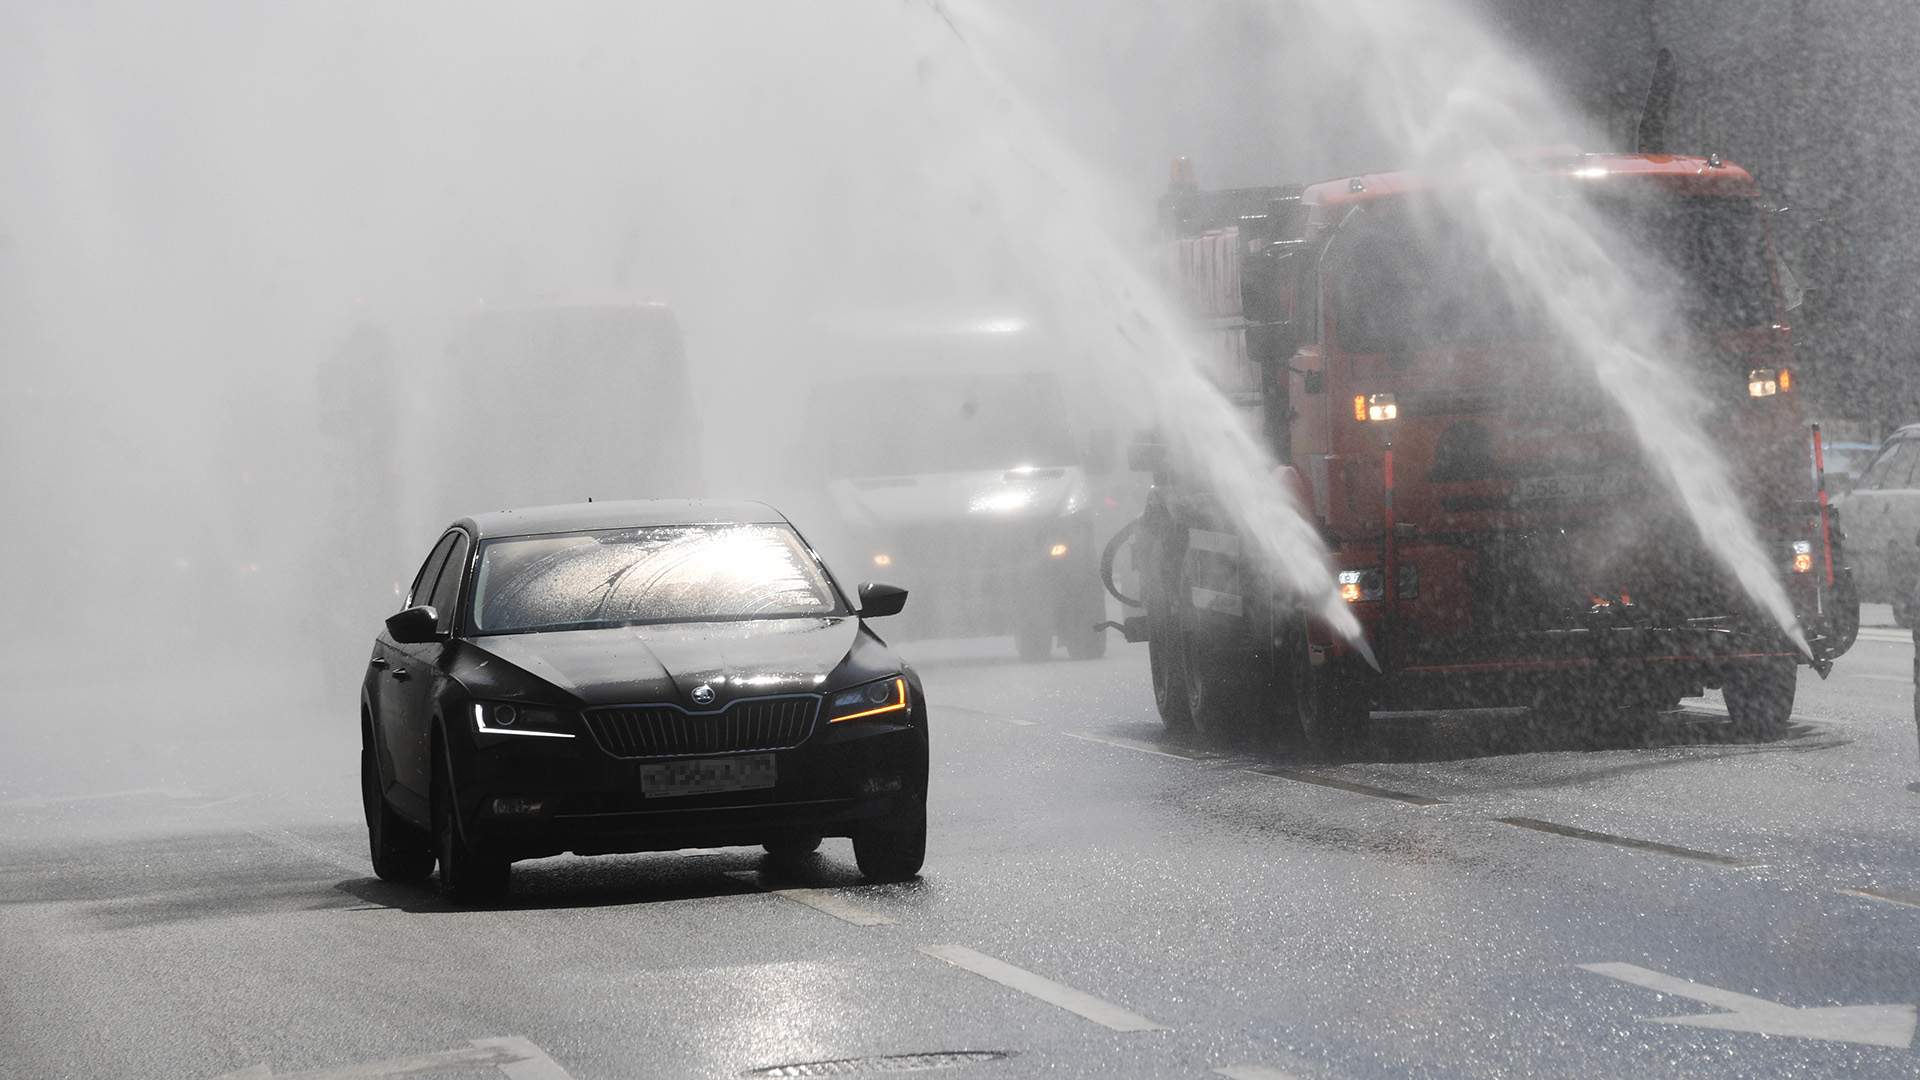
(745, 1050, 1016, 1076)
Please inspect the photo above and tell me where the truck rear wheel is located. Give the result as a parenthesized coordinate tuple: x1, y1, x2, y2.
(1144, 527, 1192, 730)
(1723, 658, 1796, 740)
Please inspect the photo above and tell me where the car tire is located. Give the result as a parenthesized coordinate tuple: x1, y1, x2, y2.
(361, 737, 433, 884)
(432, 743, 510, 905)
(763, 832, 823, 871)
(1015, 620, 1054, 662)
(1723, 658, 1796, 741)
(853, 803, 926, 883)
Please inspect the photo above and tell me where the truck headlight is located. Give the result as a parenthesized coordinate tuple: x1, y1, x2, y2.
(1748, 368, 1790, 397)
(1791, 539, 1814, 574)
(826, 676, 910, 723)
(1353, 392, 1398, 422)
(1338, 565, 1417, 601)
(473, 701, 575, 739)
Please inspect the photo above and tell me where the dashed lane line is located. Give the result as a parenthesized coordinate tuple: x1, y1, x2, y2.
(1058, 730, 1211, 761)
(247, 827, 368, 877)
(723, 871, 897, 926)
(1248, 766, 1445, 806)
(1839, 886, 1920, 910)
(917, 944, 1166, 1032)
(1496, 817, 1753, 867)
(940, 703, 1038, 727)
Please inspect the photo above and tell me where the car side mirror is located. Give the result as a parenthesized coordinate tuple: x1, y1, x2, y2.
(857, 582, 908, 619)
(385, 604, 441, 644)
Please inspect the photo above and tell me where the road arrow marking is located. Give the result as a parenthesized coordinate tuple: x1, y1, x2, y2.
(1580, 962, 1917, 1049)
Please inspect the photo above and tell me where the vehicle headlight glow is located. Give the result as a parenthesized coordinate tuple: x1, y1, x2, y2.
(1748, 368, 1789, 397)
(1048, 542, 1070, 558)
(872, 552, 893, 568)
(1337, 565, 1417, 602)
(826, 676, 910, 724)
(1353, 393, 1398, 422)
(1791, 539, 1814, 574)
(473, 701, 575, 739)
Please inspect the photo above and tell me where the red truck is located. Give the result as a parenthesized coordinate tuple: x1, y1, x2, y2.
(1116, 153, 1857, 752)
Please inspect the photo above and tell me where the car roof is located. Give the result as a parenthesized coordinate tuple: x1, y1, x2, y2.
(457, 499, 788, 540)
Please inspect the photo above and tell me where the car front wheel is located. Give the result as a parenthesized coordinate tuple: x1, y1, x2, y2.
(433, 743, 511, 905)
(853, 802, 926, 882)
(362, 737, 433, 883)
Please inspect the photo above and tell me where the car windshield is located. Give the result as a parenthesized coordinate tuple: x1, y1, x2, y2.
(822, 372, 1077, 475)
(469, 524, 841, 634)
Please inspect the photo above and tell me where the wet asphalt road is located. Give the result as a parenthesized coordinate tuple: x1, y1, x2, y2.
(4, 621, 1920, 1080)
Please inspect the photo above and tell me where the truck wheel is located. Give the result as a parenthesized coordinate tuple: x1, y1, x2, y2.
(1294, 643, 1370, 756)
(362, 737, 433, 884)
(1179, 601, 1258, 739)
(433, 744, 511, 905)
(1145, 530, 1192, 730)
(1722, 658, 1797, 740)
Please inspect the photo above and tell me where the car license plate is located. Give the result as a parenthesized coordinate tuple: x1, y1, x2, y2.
(1512, 471, 1639, 503)
(639, 754, 777, 798)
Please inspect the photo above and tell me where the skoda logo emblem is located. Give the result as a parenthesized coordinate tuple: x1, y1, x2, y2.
(691, 684, 716, 706)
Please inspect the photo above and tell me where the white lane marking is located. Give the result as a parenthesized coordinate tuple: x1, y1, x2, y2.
(247, 828, 367, 877)
(216, 1036, 575, 1079)
(0, 786, 202, 809)
(941, 704, 1038, 727)
(1839, 886, 1920, 909)
(917, 944, 1165, 1032)
(723, 871, 897, 926)
(1059, 730, 1208, 762)
(1580, 962, 1917, 1048)
(1856, 628, 1911, 644)
(471, 1037, 577, 1080)
(1213, 1068, 1300, 1080)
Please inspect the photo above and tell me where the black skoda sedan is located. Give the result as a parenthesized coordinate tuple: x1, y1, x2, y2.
(359, 500, 926, 903)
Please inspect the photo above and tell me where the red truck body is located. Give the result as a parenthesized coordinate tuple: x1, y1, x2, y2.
(1129, 153, 1857, 748)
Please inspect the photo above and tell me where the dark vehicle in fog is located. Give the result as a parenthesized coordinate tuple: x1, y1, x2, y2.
(359, 500, 928, 903)
(795, 316, 1131, 661)
(1835, 424, 1920, 625)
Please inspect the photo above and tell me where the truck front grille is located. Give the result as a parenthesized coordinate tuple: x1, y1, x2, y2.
(583, 696, 819, 758)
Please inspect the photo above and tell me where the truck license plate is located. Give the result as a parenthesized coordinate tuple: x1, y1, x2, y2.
(640, 754, 777, 798)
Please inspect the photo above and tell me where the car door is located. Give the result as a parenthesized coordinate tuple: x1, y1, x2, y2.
(1877, 442, 1920, 593)
(1844, 439, 1912, 593)
(390, 529, 472, 799)
(377, 531, 457, 809)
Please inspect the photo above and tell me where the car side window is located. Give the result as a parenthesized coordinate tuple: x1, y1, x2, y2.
(427, 533, 471, 634)
(406, 533, 459, 609)
(1879, 442, 1920, 491)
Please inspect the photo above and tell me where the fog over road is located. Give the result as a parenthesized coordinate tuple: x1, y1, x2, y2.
(5, 620, 1917, 1080)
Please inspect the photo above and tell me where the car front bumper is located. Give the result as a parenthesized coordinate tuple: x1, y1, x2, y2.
(450, 717, 928, 861)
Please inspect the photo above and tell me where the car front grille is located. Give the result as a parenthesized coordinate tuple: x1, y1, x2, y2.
(582, 695, 820, 759)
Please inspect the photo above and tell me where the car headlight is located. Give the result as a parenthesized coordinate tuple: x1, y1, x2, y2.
(472, 701, 576, 739)
(825, 676, 911, 724)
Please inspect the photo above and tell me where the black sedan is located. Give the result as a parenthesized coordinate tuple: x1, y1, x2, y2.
(359, 500, 927, 903)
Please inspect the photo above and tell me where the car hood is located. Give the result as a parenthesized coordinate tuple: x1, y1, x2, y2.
(828, 467, 1082, 528)
(464, 616, 864, 709)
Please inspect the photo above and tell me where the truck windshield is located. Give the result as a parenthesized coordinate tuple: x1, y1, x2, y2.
(1331, 190, 1775, 354)
(469, 524, 841, 634)
(822, 372, 1078, 476)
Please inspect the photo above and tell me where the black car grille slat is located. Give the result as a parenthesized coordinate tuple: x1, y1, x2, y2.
(584, 696, 820, 759)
